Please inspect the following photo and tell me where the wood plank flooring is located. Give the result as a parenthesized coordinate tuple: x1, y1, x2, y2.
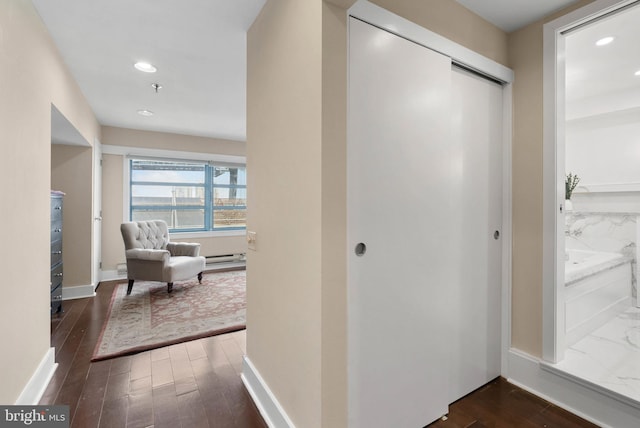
(40, 279, 266, 428)
(427, 377, 598, 428)
(41, 279, 598, 428)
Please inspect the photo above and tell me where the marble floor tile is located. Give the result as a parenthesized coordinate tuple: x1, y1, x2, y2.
(554, 307, 640, 403)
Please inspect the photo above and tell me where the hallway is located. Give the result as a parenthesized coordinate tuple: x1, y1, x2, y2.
(41, 280, 265, 428)
(39, 279, 598, 427)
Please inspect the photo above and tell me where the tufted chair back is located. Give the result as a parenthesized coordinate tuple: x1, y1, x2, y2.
(121, 220, 170, 251)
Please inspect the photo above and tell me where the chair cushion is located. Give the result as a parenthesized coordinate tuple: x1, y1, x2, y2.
(165, 256, 206, 282)
(167, 242, 200, 257)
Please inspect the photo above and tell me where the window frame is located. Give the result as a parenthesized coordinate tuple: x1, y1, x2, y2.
(129, 158, 246, 233)
(118, 149, 247, 238)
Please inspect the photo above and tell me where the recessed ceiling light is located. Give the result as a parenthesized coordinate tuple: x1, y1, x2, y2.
(635, 70, 640, 76)
(137, 109, 154, 117)
(595, 36, 615, 46)
(134, 62, 157, 73)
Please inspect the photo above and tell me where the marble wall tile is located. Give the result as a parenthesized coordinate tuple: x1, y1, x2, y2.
(565, 212, 638, 300)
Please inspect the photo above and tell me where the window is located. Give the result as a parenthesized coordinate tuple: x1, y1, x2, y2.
(129, 159, 246, 232)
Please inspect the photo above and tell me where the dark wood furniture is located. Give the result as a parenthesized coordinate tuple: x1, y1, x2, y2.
(51, 191, 64, 314)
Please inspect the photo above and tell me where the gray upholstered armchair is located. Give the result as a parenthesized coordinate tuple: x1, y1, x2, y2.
(120, 220, 206, 295)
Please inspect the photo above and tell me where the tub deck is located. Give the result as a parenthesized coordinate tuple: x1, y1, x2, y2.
(564, 249, 633, 347)
(565, 249, 631, 285)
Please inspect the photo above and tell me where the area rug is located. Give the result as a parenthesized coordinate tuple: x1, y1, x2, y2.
(92, 269, 246, 361)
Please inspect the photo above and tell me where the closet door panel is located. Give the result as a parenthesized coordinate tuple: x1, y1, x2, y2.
(449, 67, 503, 402)
(348, 17, 454, 428)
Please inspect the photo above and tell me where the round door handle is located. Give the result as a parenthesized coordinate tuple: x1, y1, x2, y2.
(355, 242, 367, 256)
(494, 230, 500, 240)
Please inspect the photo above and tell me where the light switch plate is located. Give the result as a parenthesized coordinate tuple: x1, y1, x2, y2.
(247, 231, 257, 251)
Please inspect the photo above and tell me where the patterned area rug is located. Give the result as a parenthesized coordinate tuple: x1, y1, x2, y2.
(92, 269, 246, 361)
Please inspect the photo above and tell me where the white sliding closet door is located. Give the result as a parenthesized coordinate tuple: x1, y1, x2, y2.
(348, 17, 454, 427)
(448, 66, 503, 402)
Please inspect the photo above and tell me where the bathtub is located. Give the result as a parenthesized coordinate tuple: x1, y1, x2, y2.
(564, 249, 632, 346)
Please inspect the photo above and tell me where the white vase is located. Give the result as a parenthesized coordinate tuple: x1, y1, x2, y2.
(565, 199, 573, 211)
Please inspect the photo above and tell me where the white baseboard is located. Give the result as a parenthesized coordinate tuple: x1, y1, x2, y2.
(62, 284, 96, 300)
(507, 349, 640, 428)
(241, 356, 295, 428)
(99, 263, 244, 284)
(100, 269, 126, 282)
(15, 348, 57, 405)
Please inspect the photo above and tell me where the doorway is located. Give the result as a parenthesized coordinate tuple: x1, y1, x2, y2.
(543, 0, 640, 404)
(50, 105, 98, 303)
(92, 138, 102, 289)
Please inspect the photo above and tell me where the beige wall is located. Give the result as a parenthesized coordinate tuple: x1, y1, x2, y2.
(320, 2, 350, 426)
(247, 0, 323, 426)
(0, 0, 100, 403)
(51, 144, 94, 287)
(101, 126, 245, 155)
(101, 153, 125, 271)
(371, 0, 508, 65)
(507, 0, 594, 357)
(100, 126, 247, 271)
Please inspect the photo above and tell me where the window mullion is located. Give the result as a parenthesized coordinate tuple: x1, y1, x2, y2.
(205, 165, 213, 231)
(129, 159, 134, 222)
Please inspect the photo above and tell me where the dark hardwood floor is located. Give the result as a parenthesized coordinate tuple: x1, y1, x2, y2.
(41, 279, 266, 428)
(41, 280, 598, 428)
(427, 377, 599, 428)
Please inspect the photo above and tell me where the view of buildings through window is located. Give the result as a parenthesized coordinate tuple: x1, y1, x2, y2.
(130, 159, 246, 231)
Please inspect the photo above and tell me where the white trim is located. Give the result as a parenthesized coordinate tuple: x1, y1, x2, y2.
(540, 358, 640, 410)
(348, 0, 513, 84)
(542, 0, 640, 364)
(123, 155, 130, 222)
(101, 144, 246, 165)
(62, 284, 96, 300)
(506, 349, 640, 427)
(100, 269, 126, 282)
(574, 182, 640, 193)
(542, 8, 564, 363)
(92, 137, 103, 291)
(99, 261, 246, 284)
(501, 83, 513, 374)
(15, 348, 57, 405)
(241, 356, 296, 428)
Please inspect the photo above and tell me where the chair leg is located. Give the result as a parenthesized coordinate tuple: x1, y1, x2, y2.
(198, 272, 203, 284)
(127, 279, 134, 295)
(167, 282, 173, 293)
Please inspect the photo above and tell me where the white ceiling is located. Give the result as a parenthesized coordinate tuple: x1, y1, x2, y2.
(33, 0, 265, 142)
(565, 4, 640, 120)
(455, 0, 579, 32)
(34, 0, 624, 143)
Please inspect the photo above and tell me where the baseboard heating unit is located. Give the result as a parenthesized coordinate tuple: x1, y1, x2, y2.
(205, 254, 246, 264)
